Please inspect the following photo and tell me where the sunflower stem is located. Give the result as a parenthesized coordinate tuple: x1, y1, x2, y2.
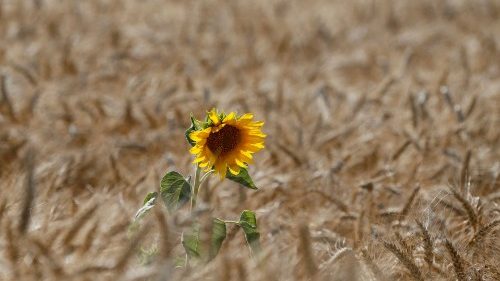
(190, 166, 202, 212)
(190, 169, 214, 212)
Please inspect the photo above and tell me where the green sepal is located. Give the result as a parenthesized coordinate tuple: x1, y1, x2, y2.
(219, 112, 226, 121)
(209, 218, 227, 261)
(203, 109, 225, 128)
(238, 210, 261, 255)
(160, 171, 191, 212)
(226, 168, 257, 189)
(185, 114, 204, 147)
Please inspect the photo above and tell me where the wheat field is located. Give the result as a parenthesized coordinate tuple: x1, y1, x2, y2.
(0, 0, 499, 280)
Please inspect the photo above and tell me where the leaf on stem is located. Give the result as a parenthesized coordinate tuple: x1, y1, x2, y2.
(182, 223, 201, 258)
(227, 168, 257, 189)
(209, 218, 227, 261)
(160, 171, 191, 212)
(238, 210, 261, 255)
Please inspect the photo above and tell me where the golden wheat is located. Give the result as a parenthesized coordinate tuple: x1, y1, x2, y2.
(0, 0, 499, 280)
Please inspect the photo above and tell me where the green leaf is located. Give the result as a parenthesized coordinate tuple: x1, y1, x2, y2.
(182, 223, 201, 258)
(226, 168, 257, 190)
(240, 210, 257, 226)
(143, 191, 158, 205)
(160, 171, 191, 212)
(238, 210, 261, 255)
(185, 115, 203, 147)
(209, 219, 226, 260)
(134, 192, 158, 221)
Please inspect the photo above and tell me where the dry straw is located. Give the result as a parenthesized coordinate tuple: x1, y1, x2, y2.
(383, 241, 424, 281)
(0, 0, 499, 280)
(444, 239, 466, 281)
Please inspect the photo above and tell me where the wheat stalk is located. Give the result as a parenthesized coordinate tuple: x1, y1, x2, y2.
(415, 220, 433, 271)
(449, 186, 478, 230)
(400, 186, 420, 221)
(445, 239, 466, 281)
(298, 224, 317, 277)
(468, 219, 500, 248)
(383, 241, 424, 281)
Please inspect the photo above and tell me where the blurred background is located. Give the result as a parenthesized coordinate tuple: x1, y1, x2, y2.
(0, 1, 499, 280)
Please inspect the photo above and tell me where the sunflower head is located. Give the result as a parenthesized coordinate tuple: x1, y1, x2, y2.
(188, 109, 265, 178)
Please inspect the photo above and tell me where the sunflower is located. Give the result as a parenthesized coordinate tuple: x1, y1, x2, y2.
(189, 109, 266, 178)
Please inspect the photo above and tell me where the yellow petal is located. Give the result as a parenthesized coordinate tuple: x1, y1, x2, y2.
(244, 144, 264, 153)
(235, 158, 247, 168)
(190, 128, 211, 142)
(193, 156, 206, 163)
(239, 151, 254, 163)
(238, 113, 254, 121)
(190, 146, 202, 154)
(243, 136, 265, 142)
(206, 151, 216, 167)
(210, 123, 226, 133)
(248, 132, 266, 137)
(201, 127, 212, 134)
(250, 121, 264, 127)
(250, 143, 265, 149)
(228, 164, 241, 175)
(223, 112, 236, 122)
(189, 132, 203, 142)
(209, 109, 220, 125)
(215, 161, 227, 178)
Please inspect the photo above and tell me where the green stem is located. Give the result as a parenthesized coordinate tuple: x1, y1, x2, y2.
(190, 169, 214, 212)
(186, 166, 202, 267)
(190, 166, 202, 212)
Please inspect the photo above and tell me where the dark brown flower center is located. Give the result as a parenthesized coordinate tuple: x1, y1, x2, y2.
(206, 125, 241, 155)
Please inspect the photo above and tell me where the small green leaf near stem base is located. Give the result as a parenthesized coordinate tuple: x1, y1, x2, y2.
(209, 218, 227, 261)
